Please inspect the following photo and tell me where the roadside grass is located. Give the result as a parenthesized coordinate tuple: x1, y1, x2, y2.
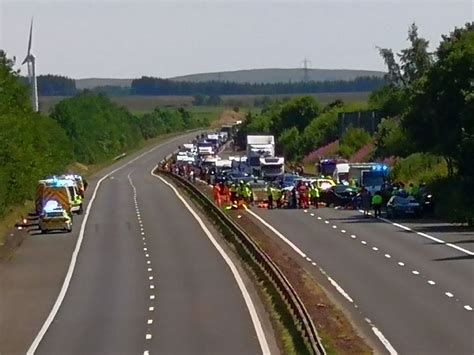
(0, 130, 205, 249)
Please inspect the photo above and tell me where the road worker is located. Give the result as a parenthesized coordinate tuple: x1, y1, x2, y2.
(213, 184, 222, 207)
(309, 183, 320, 209)
(372, 191, 383, 217)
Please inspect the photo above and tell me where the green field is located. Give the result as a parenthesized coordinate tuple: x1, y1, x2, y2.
(39, 92, 370, 114)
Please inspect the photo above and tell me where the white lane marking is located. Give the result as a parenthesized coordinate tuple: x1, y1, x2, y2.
(144, 351, 150, 355)
(147, 319, 153, 325)
(310, 213, 315, 216)
(148, 268, 152, 272)
(26, 135, 188, 354)
(412, 271, 420, 275)
(445, 292, 454, 298)
(143, 247, 148, 251)
(247, 209, 355, 306)
(428, 280, 436, 285)
(385, 254, 391, 258)
(147, 260, 151, 265)
(245, 208, 306, 258)
(324, 220, 330, 224)
(327, 276, 354, 303)
(464, 305, 472, 311)
(154, 172, 271, 355)
(398, 262, 405, 266)
(150, 285, 155, 289)
(145, 254, 150, 258)
(341, 229, 346, 233)
(149, 306, 154, 311)
(146, 334, 152, 340)
(141, 231, 145, 235)
(150, 295, 155, 300)
(246, 199, 402, 354)
(311, 262, 317, 266)
(361, 241, 367, 245)
(305, 257, 312, 262)
(350, 234, 357, 239)
(332, 225, 337, 229)
(377, 217, 474, 256)
(317, 216, 322, 220)
(371, 325, 398, 355)
(149, 276, 154, 280)
(372, 247, 379, 251)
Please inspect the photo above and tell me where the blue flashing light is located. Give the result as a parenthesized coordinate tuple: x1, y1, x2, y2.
(43, 200, 61, 212)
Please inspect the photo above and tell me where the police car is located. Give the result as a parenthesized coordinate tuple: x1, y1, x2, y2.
(39, 200, 73, 234)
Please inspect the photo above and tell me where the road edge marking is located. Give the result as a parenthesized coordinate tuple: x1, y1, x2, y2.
(27, 136, 189, 354)
(246, 209, 398, 355)
(152, 170, 271, 355)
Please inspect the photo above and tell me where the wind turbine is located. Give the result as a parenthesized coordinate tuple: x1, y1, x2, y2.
(22, 18, 39, 112)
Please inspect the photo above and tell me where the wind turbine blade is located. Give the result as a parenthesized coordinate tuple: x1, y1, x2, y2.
(27, 18, 33, 55)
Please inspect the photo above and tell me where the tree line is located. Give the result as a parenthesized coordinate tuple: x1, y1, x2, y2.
(130, 76, 385, 96)
(0, 52, 208, 217)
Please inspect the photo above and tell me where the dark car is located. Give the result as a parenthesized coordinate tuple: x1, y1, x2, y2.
(386, 195, 422, 218)
(322, 185, 358, 207)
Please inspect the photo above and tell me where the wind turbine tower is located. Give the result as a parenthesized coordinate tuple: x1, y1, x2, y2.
(302, 58, 311, 82)
(22, 19, 39, 112)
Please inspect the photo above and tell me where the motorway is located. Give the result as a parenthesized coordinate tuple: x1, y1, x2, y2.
(0, 133, 273, 355)
(247, 206, 474, 354)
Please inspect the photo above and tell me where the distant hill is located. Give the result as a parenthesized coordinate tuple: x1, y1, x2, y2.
(170, 68, 385, 84)
(75, 68, 385, 89)
(76, 78, 133, 90)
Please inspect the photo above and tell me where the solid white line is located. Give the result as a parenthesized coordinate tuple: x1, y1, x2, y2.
(26, 135, 185, 354)
(376, 217, 474, 256)
(247, 209, 358, 306)
(371, 326, 398, 355)
(154, 172, 271, 355)
(246, 209, 307, 258)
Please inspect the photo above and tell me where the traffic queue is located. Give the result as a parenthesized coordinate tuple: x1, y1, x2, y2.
(34, 174, 88, 234)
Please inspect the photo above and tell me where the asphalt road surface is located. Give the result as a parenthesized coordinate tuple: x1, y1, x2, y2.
(0, 134, 269, 355)
(249, 206, 474, 355)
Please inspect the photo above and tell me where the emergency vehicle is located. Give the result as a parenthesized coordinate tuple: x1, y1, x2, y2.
(39, 200, 73, 234)
(36, 179, 74, 217)
(348, 163, 390, 193)
(57, 177, 83, 215)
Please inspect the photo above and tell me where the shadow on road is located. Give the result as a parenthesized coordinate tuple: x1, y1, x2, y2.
(433, 255, 474, 261)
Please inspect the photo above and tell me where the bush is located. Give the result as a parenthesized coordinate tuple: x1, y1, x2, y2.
(374, 118, 413, 158)
(338, 128, 372, 158)
(390, 153, 447, 185)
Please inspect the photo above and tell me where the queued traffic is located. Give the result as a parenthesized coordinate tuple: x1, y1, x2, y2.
(34, 174, 88, 234)
(165, 125, 433, 218)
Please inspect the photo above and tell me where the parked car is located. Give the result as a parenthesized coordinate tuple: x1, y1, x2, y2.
(386, 195, 422, 218)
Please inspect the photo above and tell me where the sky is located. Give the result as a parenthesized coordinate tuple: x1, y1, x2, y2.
(0, 0, 472, 79)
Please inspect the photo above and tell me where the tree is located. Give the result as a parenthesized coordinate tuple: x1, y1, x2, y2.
(402, 23, 474, 177)
(278, 127, 301, 161)
(273, 96, 321, 135)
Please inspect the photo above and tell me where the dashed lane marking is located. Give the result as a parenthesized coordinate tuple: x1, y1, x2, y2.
(372, 247, 379, 251)
(445, 292, 454, 298)
(464, 305, 472, 311)
(146, 334, 152, 340)
(147, 319, 153, 325)
(350, 235, 357, 239)
(398, 262, 405, 266)
(27, 136, 189, 354)
(385, 254, 391, 258)
(412, 271, 420, 275)
(149, 306, 154, 311)
(428, 280, 436, 285)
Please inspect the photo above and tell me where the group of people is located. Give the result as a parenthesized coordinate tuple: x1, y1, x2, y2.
(266, 181, 321, 210)
(213, 180, 254, 208)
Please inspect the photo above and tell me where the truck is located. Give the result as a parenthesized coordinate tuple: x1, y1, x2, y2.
(246, 135, 275, 175)
(348, 163, 390, 193)
(332, 163, 350, 184)
(260, 157, 285, 181)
